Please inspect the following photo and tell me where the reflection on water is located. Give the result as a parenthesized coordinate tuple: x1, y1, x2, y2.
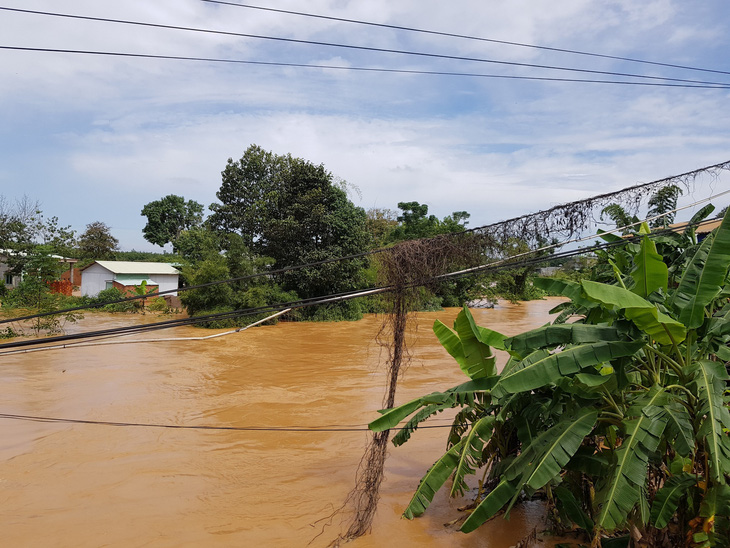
(0, 299, 564, 547)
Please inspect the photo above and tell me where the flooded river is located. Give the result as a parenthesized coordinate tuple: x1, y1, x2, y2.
(1, 299, 563, 547)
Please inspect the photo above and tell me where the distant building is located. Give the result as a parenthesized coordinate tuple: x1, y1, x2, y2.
(80, 261, 180, 297)
(0, 249, 78, 290)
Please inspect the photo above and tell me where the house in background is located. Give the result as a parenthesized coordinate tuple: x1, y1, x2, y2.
(1, 249, 79, 291)
(81, 261, 180, 298)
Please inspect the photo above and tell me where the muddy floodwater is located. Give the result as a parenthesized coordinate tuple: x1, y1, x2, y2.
(1, 299, 565, 547)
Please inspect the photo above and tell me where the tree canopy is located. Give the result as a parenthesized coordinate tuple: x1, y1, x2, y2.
(208, 145, 371, 302)
(78, 221, 119, 260)
(141, 194, 204, 248)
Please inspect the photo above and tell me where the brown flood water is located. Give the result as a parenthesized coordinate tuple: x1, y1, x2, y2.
(1, 299, 565, 548)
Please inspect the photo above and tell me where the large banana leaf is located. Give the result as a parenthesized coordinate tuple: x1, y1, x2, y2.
(402, 439, 464, 519)
(460, 478, 519, 533)
(533, 277, 597, 309)
(650, 473, 697, 528)
(504, 408, 597, 495)
(496, 340, 644, 394)
(691, 360, 730, 481)
(581, 280, 686, 345)
(631, 235, 668, 298)
(595, 388, 668, 531)
(555, 485, 594, 531)
(433, 306, 496, 379)
(506, 324, 622, 358)
(450, 416, 495, 497)
(671, 209, 730, 329)
(369, 377, 497, 432)
(663, 400, 695, 457)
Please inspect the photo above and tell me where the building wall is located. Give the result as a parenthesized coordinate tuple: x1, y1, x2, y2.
(81, 264, 114, 297)
(149, 274, 178, 296)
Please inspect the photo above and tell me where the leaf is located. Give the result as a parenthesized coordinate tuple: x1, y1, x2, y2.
(506, 324, 622, 358)
(664, 400, 695, 457)
(433, 306, 497, 380)
(595, 387, 668, 531)
(671, 209, 730, 329)
(690, 360, 730, 481)
(460, 478, 519, 533)
(402, 440, 464, 519)
(496, 340, 643, 394)
(650, 473, 696, 528)
(450, 416, 495, 497)
(631, 235, 668, 298)
(555, 485, 594, 531)
(369, 377, 497, 432)
(505, 409, 597, 495)
(581, 280, 686, 345)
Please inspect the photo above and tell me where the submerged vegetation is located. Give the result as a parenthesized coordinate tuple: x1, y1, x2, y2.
(369, 210, 730, 547)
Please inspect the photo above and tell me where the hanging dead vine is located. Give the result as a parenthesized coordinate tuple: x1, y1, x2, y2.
(327, 236, 479, 546)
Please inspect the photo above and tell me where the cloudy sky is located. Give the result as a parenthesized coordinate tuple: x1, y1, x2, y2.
(1, 0, 729, 251)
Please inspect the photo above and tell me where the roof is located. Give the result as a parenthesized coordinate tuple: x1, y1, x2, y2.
(82, 260, 180, 275)
(667, 218, 723, 235)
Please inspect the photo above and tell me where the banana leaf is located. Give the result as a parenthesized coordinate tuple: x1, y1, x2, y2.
(595, 388, 668, 531)
(506, 324, 622, 358)
(671, 209, 730, 329)
(631, 235, 668, 298)
(496, 340, 643, 394)
(450, 416, 495, 497)
(433, 306, 496, 379)
(504, 408, 597, 498)
(650, 473, 696, 528)
(460, 478, 519, 533)
(555, 485, 594, 531)
(691, 360, 730, 481)
(581, 280, 686, 345)
(402, 439, 465, 519)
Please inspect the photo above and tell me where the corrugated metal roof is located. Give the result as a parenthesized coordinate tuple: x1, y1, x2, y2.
(85, 261, 180, 275)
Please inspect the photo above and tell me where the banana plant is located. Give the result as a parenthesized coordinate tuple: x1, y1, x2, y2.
(369, 210, 730, 547)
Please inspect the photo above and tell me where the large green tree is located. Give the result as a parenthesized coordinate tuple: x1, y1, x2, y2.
(208, 145, 371, 305)
(141, 194, 204, 248)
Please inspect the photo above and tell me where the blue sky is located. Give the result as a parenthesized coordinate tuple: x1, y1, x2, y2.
(1, 0, 729, 251)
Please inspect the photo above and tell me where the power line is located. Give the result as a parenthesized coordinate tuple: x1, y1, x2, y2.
(2, 7, 729, 87)
(201, 0, 730, 78)
(0, 227, 696, 355)
(0, 412, 455, 432)
(1, 160, 728, 328)
(3, 45, 727, 89)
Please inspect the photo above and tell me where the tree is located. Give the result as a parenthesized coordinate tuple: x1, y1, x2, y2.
(78, 221, 119, 260)
(365, 207, 399, 247)
(141, 194, 204, 248)
(387, 201, 470, 242)
(208, 145, 371, 309)
(647, 183, 683, 227)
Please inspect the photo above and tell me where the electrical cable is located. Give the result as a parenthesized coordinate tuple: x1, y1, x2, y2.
(1, 7, 729, 87)
(200, 0, 730, 78)
(0, 412, 456, 432)
(3, 45, 728, 89)
(0, 208, 718, 356)
(2, 160, 728, 328)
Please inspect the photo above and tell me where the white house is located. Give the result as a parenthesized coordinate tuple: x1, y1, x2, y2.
(81, 261, 180, 297)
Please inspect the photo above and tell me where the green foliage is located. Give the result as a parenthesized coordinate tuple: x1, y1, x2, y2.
(648, 184, 683, 227)
(93, 287, 137, 313)
(371, 209, 730, 546)
(208, 144, 371, 310)
(78, 221, 119, 260)
(141, 194, 204, 248)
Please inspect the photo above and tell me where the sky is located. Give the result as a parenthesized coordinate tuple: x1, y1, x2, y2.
(1, 0, 729, 252)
